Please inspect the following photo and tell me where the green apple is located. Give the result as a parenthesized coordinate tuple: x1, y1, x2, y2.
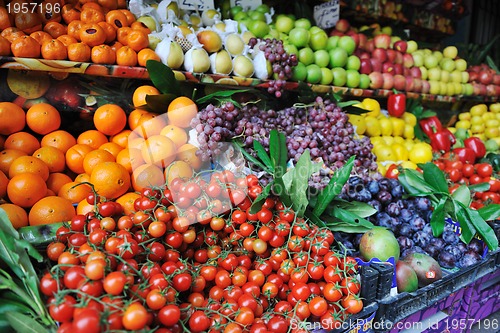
(309, 30, 328, 51)
(299, 47, 314, 66)
(289, 28, 310, 48)
(419, 66, 428, 80)
(329, 48, 348, 68)
(485, 139, 499, 152)
(337, 36, 356, 55)
(439, 81, 447, 95)
(230, 5, 243, 18)
(291, 62, 307, 81)
(433, 51, 443, 62)
(275, 15, 295, 34)
(249, 11, 266, 22)
(424, 54, 438, 69)
(249, 21, 270, 38)
(461, 71, 469, 84)
(455, 58, 467, 71)
(359, 74, 370, 89)
(326, 36, 339, 51)
(346, 69, 360, 88)
(306, 64, 322, 84)
(440, 70, 449, 83)
(464, 83, 474, 95)
(440, 58, 455, 72)
(295, 18, 312, 30)
(406, 40, 418, 53)
(283, 43, 299, 57)
(412, 53, 424, 67)
(320, 67, 333, 85)
(449, 70, 462, 83)
(266, 29, 280, 39)
(346, 55, 361, 71)
(256, 4, 270, 13)
(453, 82, 462, 95)
(332, 67, 347, 87)
(428, 67, 441, 81)
(314, 50, 330, 68)
(309, 26, 324, 35)
(443, 45, 458, 59)
(233, 11, 248, 21)
(429, 80, 440, 95)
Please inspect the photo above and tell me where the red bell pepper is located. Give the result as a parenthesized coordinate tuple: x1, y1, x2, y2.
(419, 116, 443, 137)
(442, 129, 456, 146)
(430, 130, 451, 152)
(463, 137, 486, 159)
(388, 92, 406, 117)
(453, 147, 476, 164)
(385, 164, 400, 179)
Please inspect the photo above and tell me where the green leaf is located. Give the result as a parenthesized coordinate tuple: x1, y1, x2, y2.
(232, 141, 272, 174)
(399, 169, 437, 197)
(249, 183, 273, 214)
(430, 198, 446, 237)
(146, 60, 181, 96)
(468, 182, 490, 192)
(419, 162, 449, 193)
(465, 208, 498, 250)
(451, 185, 471, 207)
(478, 204, 500, 221)
(329, 208, 374, 231)
(313, 156, 355, 217)
(0, 299, 33, 316)
(305, 211, 326, 228)
(253, 140, 273, 172)
(269, 130, 287, 178)
(486, 56, 499, 73)
(144, 94, 177, 113)
(332, 200, 377, 218)
(325, 221, 373, 233)
(342, 105, 369, 115)
(289, 150, 316, 216)
(453, 202, 476, 244)
(18, 223, 61, 247)
(196, 89, 249, 105)
(5, 312, 49, 333)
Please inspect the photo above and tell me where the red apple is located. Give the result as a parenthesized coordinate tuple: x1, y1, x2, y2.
(410, 66, 422, 78)
(394, 51, 404, 64)
(479, 83, 487, 96)
(358, 34, 368, 50)
(413, 78, 423, 92)
(360, 58, 373, 74)
(403, 67, 411, 77)
(330, 30, 345, 37)
(487, 84, 496, 96)
(403, 53, 414, 68)
(373, 34, 391, 49)
(469, 71, 478, 82)
(347, 31, 360, 49)
(365, 39, 375, 53)
(394, 63, 404, 75)
(359, 52, 371, 59)
(335, 19, 350, 33)
(368, 71, 384, 89)
(382, 73, 395, 90)
(370, 58, 383, 72)
(394, 40, 408, 53)
(382, 61, 395, 74)
(479, 70, 493, 85)
(386, 49, 397, 63)
(421, 80, 430, 93)
(394, 74, 406, 91)
(372, 48, 388, 63)
(493, 74, 500, 85)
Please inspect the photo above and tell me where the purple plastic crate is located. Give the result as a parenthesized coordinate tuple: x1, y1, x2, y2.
(462, 269, 500, 333)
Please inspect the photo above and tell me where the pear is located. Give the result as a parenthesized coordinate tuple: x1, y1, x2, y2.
(155, 40, 184, 69)
(225, 33, 245, 56)
(233, 55, 254, 78)
(184, 48, 211, 73)
(210, 50, 233, 75)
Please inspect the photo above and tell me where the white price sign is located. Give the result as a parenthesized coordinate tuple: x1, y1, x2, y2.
(230, 0, 262, 10)
(178, 0, 215, 11)
(313, 0, 340, 30)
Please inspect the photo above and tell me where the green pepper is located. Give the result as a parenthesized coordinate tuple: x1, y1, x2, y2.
(485, 153, 500, 172)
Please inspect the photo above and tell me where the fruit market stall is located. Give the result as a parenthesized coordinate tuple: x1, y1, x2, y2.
(0, 0, 500, 332)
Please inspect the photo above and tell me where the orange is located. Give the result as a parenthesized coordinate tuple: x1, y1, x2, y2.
(0, 170, 7, 198)
(30, 31, 53, 46)
(76, 198, 93, 215)
(41, 39, 68, 60)
(0, 7, 14, 31)
(14, 12, 43, 34)
(135, 113, 168, 139)
(77, 130, 108, 149)
(81, 2, 104, 11)
(4, 132, 41, 155)
(167, 96, 198, 128)
(116, 26, 132, 45)
(108, 40, 123, 53)
(80, 23, 106, 47)
(46, 189, 56, 196)
(132, 85, 160, 108)
(119, 9, 135, 26)
(67, 20, 84, 41)
(80, 7, 105, 24)
(0, 149, 27, 174)
(74, 173, 91, 183)
(93, 104, 126, 136)
(46, 172, 72, 194)
(0, 102, 26, 135)
(128, 109, 149, 129)
(137, 48, 160, 67)
(126, 30, 148, 52)
(26, 103, 62, 135)
(62, 4, 81, 25)
(164, 160, 193, 186)
(56, 34, 78, 47)
(110, 129, 132, 148)
(97, 0, 118, 10)
(177, 143, 202, 170)
(0, 35, 11, 56)
(97, 21, 116, 43)
(116, 148, 144, 173)
(141, 135, 176, 168)
(131, 163, 165, 192)
(115, 45, 137, 66)
(43, 21, 67, 38)
(9, 155, 50, 181)
(130, 21, 151, 35)
(127, 137, 145, 151)
(90, 161, 130, 199)
(83, 149, 115, 175)
(37, 0, 63, 23)
(99, 142, 122, 158)
(58, 181, 91, 203)
(67, 42, 91, 62)
(0, 203, 28, 229)
(7, 173, 47, 208)
(115, 192, 139, 215)
(91, 44, 115, 64)
(33, 146, 66, 173)
(65, 143, 93, 174)
(41, 130, 77, 154)
(160, 125, 188, 148)
(1, 27, 25, 43)
(28, 196, 76, 225)
(105, 9, 128, 29)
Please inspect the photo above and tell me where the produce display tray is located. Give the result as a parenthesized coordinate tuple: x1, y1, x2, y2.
(1, 56, 498, 103)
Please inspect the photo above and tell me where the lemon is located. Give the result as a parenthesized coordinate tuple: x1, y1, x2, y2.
(377, 163, 387, 176)
(403, 124, 415, 140)
(390, 117, 405, 137)
(447, 127, 456, 134)
(379, 117, 393, 136)
(400, 161, 418, 170)
(455, 120, 471, 129)
(470, 124, 485, 133)
(348, 114, 367, 135)
(496, 113, 500, 121)
(393, 136, 405, 145)
(361, 98, 381, 118)
(370, 137, 383, 146)
(382, 136, 395, 145)
(471, 116, 483, 125)
(365, 116, 381, 136)
(409, 143, 433, 164)
(484, 127, 499, 139)
(470, 104, 487, 116)
(401, 112, 417, 127)
(486, 119, 499, 128)
(490, 103, 500, 113)
(392, 143, 409, 161)
(482, 113, 494, 121)
(374, 145, 397, 162)
(458, 112, 471, 121)
(473, 133, 487, 141)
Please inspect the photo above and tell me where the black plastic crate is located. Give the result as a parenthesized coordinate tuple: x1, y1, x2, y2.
(374, 290, 428, 331)
(370, 262, 393, 300)
(360, 265, 379, 304)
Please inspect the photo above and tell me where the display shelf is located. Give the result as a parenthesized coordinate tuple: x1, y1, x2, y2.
(1, 56, 497, 103)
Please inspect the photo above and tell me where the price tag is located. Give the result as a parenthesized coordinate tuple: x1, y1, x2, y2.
(178, 0, 215, 11)
(230, 0, 262, 10)
(313, 0, 340, 30)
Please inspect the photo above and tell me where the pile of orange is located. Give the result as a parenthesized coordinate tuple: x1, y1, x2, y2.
(0, 85, 201, 228)
(0, 0, 160, 66)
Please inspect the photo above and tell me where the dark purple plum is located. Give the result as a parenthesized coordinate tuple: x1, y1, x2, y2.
(459, 250, 482, 267)
(356, 188, 372, 202)
(397, 236, 414, 250)
(442, 230, 459, 244)
(457, 242, 467, 253)
(444, 245, 463, 260)
(467, 239, 484, 254)
(425, 244, 440, 258)
(390, 217, 401, 229)
(415, 197, 431, 211)
(438, 251, 456, 269)
(367, 181, 380, 195)
(386, 202, 401, 217)
(402, 246, 427, 258)
(410, 217, 426, 231)
(368, 200, 382, 212)
(378, 178, 390, 191)
(375, 212, 392, 228)
(423, 224, 433, 235)
(430, 238, 446, 249)
(399, 209, 414, 223)
(388, 179, 399, 190)
(397, 224, 414, 237)
(414, 231, 432, 248)
(377, 191, 392, 204)
(391, 184, 403, 199)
